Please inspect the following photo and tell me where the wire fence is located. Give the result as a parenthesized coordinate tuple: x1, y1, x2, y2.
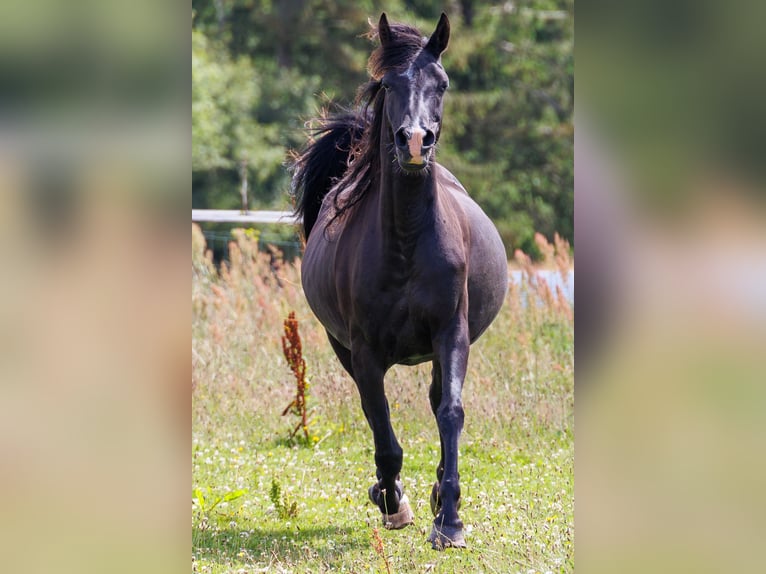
(193, 210, 303, 262)
(201, 229, 303, 261)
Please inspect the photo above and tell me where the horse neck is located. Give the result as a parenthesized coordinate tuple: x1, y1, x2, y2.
(377, 132, 436, 248)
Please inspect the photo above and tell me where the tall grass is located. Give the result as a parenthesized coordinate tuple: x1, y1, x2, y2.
(192, 223, 574, 573)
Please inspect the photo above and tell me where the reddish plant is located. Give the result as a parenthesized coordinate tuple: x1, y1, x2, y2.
(371, 527, 392, 574)
(281, 311, 311, 441)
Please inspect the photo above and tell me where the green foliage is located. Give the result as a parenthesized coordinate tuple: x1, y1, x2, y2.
(439, 1, 574, 256)
(192, 29, 278, 175)
(192, 12, 319, 209)
(193, 486, 248, 526)
(192, 1, 573, 257)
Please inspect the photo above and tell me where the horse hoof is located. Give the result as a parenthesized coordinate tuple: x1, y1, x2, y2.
(368, 483, 413, 530)
(428, 523, 466, 550)
(382, 494, 414, 530)
(429, 482, 461, 517)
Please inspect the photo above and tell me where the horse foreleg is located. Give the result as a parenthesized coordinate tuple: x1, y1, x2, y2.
(428, 321, 469, 549)
(351, 345, 413, 530)
(429, 360, 445, 512)
(429, 361, 464, 518)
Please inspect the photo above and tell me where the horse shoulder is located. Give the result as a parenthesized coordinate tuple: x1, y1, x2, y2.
(435, 163, 469, 197)
(433, 164, 508, 326)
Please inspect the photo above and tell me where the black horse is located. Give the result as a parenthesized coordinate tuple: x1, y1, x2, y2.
(292, 13, 507, 549)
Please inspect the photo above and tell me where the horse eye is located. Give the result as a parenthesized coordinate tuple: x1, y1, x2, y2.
(438, 82, 448, 93)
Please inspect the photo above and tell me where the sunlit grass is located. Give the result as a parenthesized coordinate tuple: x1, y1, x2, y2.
(192, 224, 573, 573)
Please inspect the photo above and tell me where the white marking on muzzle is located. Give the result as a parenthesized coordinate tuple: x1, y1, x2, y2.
(408, 129, 425, 164)
(403, 66, 428, 165)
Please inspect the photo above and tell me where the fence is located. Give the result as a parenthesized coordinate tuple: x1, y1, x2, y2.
(191, 210, 574, 302)
(192, 209, 295, 224)
(192, 209, 303, 261)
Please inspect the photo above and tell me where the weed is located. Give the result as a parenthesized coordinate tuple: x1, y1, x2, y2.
(193, 486, 247, 525)
(281, 311, 314, 444)
(371, 527, 392, 574)
(269, 476, 299, 520)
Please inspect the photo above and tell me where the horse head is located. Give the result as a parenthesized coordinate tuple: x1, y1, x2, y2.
(377, 13, 450, 173)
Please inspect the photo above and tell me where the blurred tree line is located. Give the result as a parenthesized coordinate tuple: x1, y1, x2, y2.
(192, 0, 573, 258)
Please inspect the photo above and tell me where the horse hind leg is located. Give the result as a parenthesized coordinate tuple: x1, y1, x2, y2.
(351, 345, 413, 530)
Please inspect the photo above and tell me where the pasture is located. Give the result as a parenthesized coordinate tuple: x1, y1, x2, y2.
(192, 226, 574, 573)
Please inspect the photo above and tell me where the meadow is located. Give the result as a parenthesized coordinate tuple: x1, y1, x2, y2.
(192, 225, 574, 573)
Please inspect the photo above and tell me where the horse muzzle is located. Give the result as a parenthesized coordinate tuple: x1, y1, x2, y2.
(394, 127, 436, 171)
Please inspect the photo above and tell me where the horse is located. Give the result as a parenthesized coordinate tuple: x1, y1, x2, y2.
(291, 12, 508, 549)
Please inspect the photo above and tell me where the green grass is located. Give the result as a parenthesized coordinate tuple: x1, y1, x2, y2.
(192, 226, 574, 573)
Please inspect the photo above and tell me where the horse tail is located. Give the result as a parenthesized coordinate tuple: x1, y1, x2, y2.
(291, 112, 367, 239)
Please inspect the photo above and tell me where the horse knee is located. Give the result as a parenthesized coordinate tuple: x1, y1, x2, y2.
(436, 402, 464, 430)
(440, 477, 461, 501)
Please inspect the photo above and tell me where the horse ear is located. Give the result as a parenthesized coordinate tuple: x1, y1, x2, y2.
(425, 12, 450, 57)
(378, 13, 392, 47)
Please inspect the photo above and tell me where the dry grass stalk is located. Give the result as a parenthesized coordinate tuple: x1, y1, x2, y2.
(517, 234, 573, 322)
(193, 223, 572, 433)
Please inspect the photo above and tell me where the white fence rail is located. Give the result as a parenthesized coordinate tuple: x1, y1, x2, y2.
(192, 209, 295, 225)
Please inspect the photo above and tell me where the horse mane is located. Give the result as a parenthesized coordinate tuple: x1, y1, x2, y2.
(291, 20, 427, 238)
(290, 110, 366, 238)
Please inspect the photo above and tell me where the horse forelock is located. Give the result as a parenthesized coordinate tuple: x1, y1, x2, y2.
(367, 22, 427, 79)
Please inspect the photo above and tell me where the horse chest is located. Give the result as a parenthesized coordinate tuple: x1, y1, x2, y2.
(352, 261, 462, 363)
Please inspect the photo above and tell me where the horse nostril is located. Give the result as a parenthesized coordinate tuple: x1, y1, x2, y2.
(422, 130, 436, 149)
(394, 128, 409, 149)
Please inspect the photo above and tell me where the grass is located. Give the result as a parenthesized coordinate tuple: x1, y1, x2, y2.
(192, 225, 574, 573)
